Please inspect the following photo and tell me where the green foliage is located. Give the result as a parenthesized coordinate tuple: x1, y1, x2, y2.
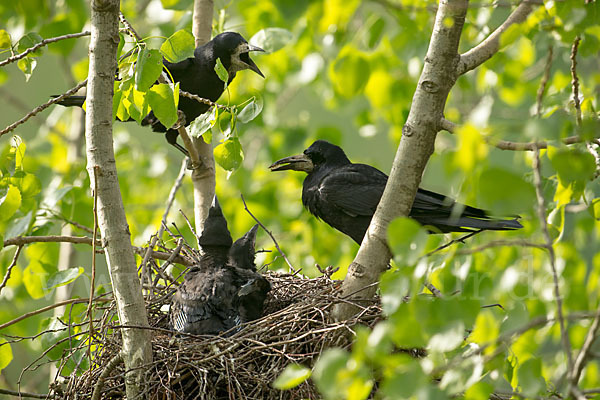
(272, 363, 311, 390)
(1, 0, 599, 397)
(161, 29, 195, 63)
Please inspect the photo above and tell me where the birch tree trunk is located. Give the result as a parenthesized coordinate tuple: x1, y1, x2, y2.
(191, 0, 216, 233)
(332, 0, 539, 321)
(85, 0, 152, 396)
(333, 0, 469, 320)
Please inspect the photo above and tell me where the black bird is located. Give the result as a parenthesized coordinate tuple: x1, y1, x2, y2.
(56, 32, 264, 155)
(169, 197, 270, 335)
(269, 140, 523, 244)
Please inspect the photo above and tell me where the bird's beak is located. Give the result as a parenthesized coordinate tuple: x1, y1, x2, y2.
(244, 224, 259, 246)
(242, 43, 265, 78)
(269, 154, 314, 173)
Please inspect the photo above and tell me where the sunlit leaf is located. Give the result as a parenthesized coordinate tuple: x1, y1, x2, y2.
(329, 45, 370, 98)
(44, 267, 85, 290)
(17, 57, 37, 81)
(388, 217, 429, 266)
(23, 262, 49, 299)
(188, 107, 217, 138)
(160, 0, 193, 11)
(214, 58, 228, 87)
(135, 47, 163, 92)
(237, 96, 263, 123)
(0, 30, 11, 49)
(147, 83, 178, 129)
(516, 358, 545, 398)
(0, 339, 13, 373)
(249, 28, 293, 53)
(469, 310, 500, 354)
(272, 364, 311, 390)
(214, 138, 243, 171)
(312, 348, 349, 399)
(548, 147, 596, 185)
(161, 29, 195, 63)
(0, 185, 22, 221)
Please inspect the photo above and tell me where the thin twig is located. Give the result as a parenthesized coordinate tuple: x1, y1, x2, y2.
(91, 353, 123, 400)
(0, 296, 110, 331)
(0, 388, 48, 399)
(457, 0, 541, 75)
(0, 245, 23, 295)
(535, 45, 553, 117)
(0, 79, 87, 137)
(0, 31, 90, 67)
(570, 305, 600, 390)
(179, 89, 231, 111)
(2, 235, 194, 265)
(570, 36, 582, 127)
(424, 230, 482, 257)
(88, 166, 100, 372)
(532, 146, 573, 370)
(240, 194, 299, 275)
(455, 239, 547, 255)
(141, 157, 188, 286)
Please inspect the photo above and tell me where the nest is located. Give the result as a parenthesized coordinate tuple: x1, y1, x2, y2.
(52, 244, 385, 399)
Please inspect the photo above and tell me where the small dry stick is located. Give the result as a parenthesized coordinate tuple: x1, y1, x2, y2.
(570, 36, 582, 127)
(0, 245, 23, 296)
(91, 353, 123, 400)
(0, 31, 91, 68)
(0, 388, 48, 399)
(0, 79, 87, 137)
(87, 166, 100, 370)
(141, 157, 188, 284)
(240, 194, 299, 275)
(532, 146, 573, 370)
(535, 45, 554, 118)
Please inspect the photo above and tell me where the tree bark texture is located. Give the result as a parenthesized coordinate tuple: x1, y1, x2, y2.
(85, 0, 152, 397)
(333, 0, 470, 320)
(191, 0, 216, 234)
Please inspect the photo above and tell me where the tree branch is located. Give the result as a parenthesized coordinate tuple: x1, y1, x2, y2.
(0, 31, 91, 67)
(532, 147, 573, 371)
(457, 0, 541, 75)
(0, 245, 23, 296)
(0, 80, 87, 137)
(86, 2, 152, 397)
(333, 0, 470, 320)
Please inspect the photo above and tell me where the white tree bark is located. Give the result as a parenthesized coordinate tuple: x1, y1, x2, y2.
(191, 0, 216, 232)
(333, 0, 470, 320)
(85, 0, 152, 396)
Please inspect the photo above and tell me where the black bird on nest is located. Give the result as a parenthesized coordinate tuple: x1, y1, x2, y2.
(270, 140, 523, 244)
(56, 32, 264, 156)
(169, 197, 270, 335)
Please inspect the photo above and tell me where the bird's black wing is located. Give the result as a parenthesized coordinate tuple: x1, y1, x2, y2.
(318, 164, 388, 217)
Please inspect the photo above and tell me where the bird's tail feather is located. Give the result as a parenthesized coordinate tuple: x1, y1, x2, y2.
(420, 215, 523, 233)
(52, 95, 86, 107)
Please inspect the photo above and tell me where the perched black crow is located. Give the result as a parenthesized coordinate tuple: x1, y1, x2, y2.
(56, 32, 264, 155)
(270, 140, 523, 244)
(170, 197, 270, 335)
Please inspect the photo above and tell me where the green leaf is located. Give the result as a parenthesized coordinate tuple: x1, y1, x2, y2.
(548, 147, 596, 185)
(312, 348, 350, 399)
(464, 381, 494, 400)
(160, 0, 193, 11)
(249, 28, 294, 53)
(516, 358, 545, 398)
(469, 310, 500, 353)
(0, 30, 11, 49)
(237, 96, 263, 123)
(0, 185, 22, 221)
(379, 270, 410, 315)
(161, 30, 195, 63)
(17, 57, 37, 81)
(135, 47, 163, 92)
(589, 198, 600, 220)
(0, 339, 13, 373)
(5, 211, 33, 239)
(188, 107, 217, 138)
(272, 364, 311, 390)
(146, 83, 178, 129)
(214, 138, 244, 171)
(387, 217, 429, 265)
(44, 267, 84, 290)
(477, 168, 536, 214)
(214, 58, 229, 86)
(17, 32, 44, 56)
(11, 171, 41, 199)
(23, 262, 49, 299)
(329, 45, 370, 98)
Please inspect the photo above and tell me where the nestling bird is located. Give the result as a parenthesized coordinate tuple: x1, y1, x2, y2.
(169, 197, 270, 335)
(269, 140, 523, 244)
(56, 32, 264, 155)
